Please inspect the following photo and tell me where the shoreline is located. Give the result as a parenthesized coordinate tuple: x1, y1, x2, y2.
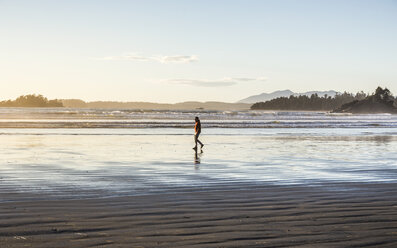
(1, 183, 397, 247)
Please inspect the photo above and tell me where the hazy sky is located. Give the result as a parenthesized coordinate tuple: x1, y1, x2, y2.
(1, 0, 396, 103)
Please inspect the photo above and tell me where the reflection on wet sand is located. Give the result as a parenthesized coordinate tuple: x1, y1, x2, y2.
(194, 149, 203, 166)
(0, 128, 396, 201)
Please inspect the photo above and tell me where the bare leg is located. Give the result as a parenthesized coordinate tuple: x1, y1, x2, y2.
(197, 138, 203, 148)
(195, 133, 203, 148)
(193, 134, 198, 149)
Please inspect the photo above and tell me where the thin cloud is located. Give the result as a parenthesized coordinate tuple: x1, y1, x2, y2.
(230, 77, 268, 82)
(157, 55, 198, 63)
(168, 79, 237, 87)
(100, 54, 198, 64)
(166, 77, 267, 87)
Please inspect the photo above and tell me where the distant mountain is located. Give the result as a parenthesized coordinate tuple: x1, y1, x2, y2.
(61, 99, 251, 111)
(238, 90, 294, 104)
(238, 90, 339, 104)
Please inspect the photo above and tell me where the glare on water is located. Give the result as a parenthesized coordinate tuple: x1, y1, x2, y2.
(0, 108, 397, 200)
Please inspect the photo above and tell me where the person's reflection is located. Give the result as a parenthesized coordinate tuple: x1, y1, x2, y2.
(194, 149, 203, 169)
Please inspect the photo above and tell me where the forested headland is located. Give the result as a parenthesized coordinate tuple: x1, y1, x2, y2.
(251, 87, 397, 113)
(250, 91, 368, 111)
(332, 87, 397, 114)
(0, 94, 63, 107)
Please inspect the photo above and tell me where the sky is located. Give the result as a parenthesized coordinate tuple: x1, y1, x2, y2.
(1, 0, 396, 103)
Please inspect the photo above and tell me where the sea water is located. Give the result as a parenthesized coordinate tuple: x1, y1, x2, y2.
(0, 108, 396, 201)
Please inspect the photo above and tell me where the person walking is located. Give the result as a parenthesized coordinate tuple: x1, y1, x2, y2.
(193, 116, 204, 150)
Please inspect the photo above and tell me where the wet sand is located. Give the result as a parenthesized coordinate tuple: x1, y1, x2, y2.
(1, 183, 397, 248)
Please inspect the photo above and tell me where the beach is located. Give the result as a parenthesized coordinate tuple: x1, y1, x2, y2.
(3, 0, 397, 246)
(1, 109, 397, 247)
(1, 183, 397, 247)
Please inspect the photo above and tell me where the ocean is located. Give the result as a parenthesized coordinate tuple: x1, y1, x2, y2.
(1, 108, 397, 201)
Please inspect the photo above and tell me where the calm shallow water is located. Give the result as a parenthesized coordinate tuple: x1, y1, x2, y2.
(1, 127, 397, 200)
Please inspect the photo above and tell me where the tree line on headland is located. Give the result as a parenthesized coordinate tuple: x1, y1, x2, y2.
(251, 87, 396, 111)
(1, 87, 395, 113)
(0, 94, 63, 107)
(332, 87, 397, 113)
